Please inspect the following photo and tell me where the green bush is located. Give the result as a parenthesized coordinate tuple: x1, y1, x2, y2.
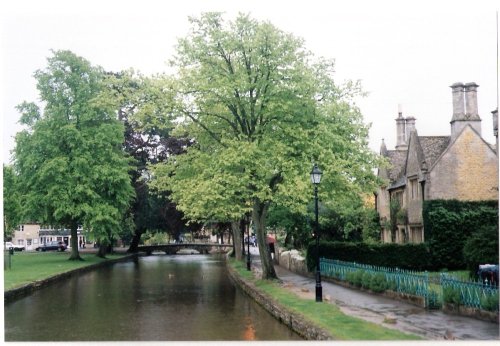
(370, 273, 387, 293)
(345, 271, 356, 285)
(361, 271, 373, 289)
(306, 241, 430, 271)
(345, 270, 364, 287)
(423, 200, 498, 271)
(387, 278, 397, 291)
(480, 293, 499, 312)
(443, 287, 462, 305)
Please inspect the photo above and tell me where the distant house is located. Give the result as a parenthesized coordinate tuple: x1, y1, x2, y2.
(11, 224, 87, 251)
(376, 82, 498, 244)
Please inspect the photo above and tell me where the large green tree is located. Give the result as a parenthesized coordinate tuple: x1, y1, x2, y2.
(150, 13, 380, 279)
(14, 50, 135, 260)
(100, 70, 197, 252)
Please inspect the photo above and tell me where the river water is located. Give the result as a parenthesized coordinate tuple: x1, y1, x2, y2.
(4, 254, 302, 341)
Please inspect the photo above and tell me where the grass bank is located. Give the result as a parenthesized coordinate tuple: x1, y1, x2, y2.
(4, 251, 125, 291)
(229, 259, 422, 340)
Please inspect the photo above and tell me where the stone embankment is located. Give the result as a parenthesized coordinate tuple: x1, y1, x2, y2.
(226, 263, 332, 340)
(4, 254, 138, 303)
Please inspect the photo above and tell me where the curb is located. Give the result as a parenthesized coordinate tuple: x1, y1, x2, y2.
(226, 262, 333, 340)
(4, 253, 138, 304)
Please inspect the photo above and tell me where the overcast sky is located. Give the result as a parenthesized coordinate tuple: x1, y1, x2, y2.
(1, 0, 499, 165)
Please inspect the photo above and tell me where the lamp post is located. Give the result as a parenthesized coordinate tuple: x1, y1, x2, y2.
(311, 164, 322, 302)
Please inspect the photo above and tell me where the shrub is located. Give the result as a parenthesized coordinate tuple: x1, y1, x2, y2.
(480, 293, 499, 312)
(345, 271, 356, 285)
(306, 241, 430, 271)
(348, 270, 365, 287)
(443, 287, 462, 306)
(361, 271, 373, 289)
(370, 273, 387, 293)
(423, 200, 498, 270)
(387, 278, 397, 291)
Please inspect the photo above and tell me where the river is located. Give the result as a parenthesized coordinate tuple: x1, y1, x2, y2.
(4, 254, 302, 341)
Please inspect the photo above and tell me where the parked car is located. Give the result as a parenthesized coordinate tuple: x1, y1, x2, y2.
(4, 242, 25, 251)
(35, 241, 67, 252)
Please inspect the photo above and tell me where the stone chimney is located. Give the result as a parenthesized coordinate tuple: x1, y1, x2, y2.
(450, 82, 481, 140)
(405, 116, 416, 141)
(395, 105, 407, 150)
(450, 82, 465, 121)
(464, 82, 480, 120)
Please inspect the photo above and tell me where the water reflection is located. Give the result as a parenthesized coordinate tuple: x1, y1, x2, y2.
(4, 254, 302, 341)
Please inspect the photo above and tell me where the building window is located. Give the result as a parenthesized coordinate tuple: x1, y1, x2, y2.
(411, 227, 423, 243)
(57, 237, 62, 241)
(27, 239, 32, 246)
(17, 239, 24, 246)
(19, 225, 24, 232)
(410, 178, 419, 200)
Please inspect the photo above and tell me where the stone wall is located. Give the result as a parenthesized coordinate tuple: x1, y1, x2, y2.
(276, 248, 310, 276)
(226, 263, 332, 340)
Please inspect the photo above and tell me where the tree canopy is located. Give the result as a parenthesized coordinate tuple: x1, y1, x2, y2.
(13, 50, 135, 259)
(149, 13, 381, 279)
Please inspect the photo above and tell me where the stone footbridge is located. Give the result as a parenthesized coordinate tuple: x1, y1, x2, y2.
(137, 243, 233, 255)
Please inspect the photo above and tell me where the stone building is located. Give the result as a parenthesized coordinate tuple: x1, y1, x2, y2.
(376, 82, 498, 243)
(11, 224, 87, 251)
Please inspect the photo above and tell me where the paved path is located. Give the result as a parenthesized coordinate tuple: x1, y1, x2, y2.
(248, 248, 499, 340)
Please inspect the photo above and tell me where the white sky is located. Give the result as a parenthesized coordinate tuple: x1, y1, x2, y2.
(1, 0, 499, 164)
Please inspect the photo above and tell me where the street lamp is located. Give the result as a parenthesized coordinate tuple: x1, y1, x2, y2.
(311, 163, 322, 302)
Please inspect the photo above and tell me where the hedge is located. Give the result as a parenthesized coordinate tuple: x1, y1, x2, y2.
(423, 200, 498, 271)
(306, 241, 431, 272)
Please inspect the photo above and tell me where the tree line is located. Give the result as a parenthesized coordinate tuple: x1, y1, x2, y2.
(3, 12, 381, 278)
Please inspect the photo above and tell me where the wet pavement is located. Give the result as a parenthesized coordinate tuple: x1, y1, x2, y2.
(248, 247, 499, 340)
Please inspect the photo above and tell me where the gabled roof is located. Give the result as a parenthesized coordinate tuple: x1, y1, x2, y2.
(418, 136, 451, 168)
(383, 135, 451, 190)
(384, 149, 407, 182)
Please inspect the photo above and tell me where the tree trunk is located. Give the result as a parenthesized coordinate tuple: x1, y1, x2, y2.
(252, 200, 278, 280)
(68, 222, 83, 261)
(241, 220, 246, 257)
(127, 229, 143, 253)
(97, 243, 108, 258)
(231, 220, 243, 260)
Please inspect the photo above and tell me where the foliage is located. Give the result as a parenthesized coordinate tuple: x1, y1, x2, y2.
(99, 70, 193, 251)
(361, 271, 372, 289)
(307, 240, 431, 271)
(142, 230, 169, 245)
(320, 199, 381, 243)
(463, 224, 499, 274)
(3, 165, 22, 238)
(370, 273, 387, 293)
(443, 286, 462, 305)
(480, 293, 499, 312)
(13, 50, 135, 259)
(267, 204, 312, 249)
(149, 13, 382, 279)
(423, 200, 498, 270)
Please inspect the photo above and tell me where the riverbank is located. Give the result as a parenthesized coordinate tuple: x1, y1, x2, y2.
(4, 251, 137, 303)
(226, 258, 422, 340)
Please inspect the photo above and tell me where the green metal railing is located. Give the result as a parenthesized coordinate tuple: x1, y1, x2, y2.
(320, 258, 499, 311)
(320, 258, 432, 305)
(441, 273, 499, 311)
